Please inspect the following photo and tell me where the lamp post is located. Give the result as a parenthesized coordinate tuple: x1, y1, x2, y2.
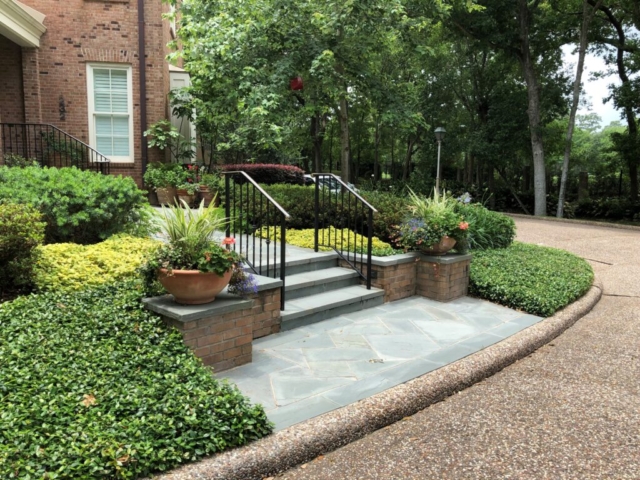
(434, 127, 446, 195)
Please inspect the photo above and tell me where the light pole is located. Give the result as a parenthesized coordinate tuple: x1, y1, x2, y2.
(434, 127, 446, 195)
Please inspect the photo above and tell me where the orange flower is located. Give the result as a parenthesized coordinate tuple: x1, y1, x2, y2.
(222, 237, 236, 245)
(459, 222, 469, 230)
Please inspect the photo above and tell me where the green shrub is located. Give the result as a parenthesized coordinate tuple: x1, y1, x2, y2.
(0, 203, 46, 294)
(0, 281, 272, 478)
(34, 235, 160, 292)
(222, 164, 304, 185)
(256, 226, 397, 256)
(262, 184, 328, 229)
(0, 166, 153, 244)
(361, 190, 413, 243)
(454, 203, 516, 250)
(469, 243, 593, 317)
(1, 153, 39, 168)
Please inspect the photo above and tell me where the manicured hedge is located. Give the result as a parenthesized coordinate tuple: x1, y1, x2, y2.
(222, 164, 304, 185)
(0, 166, 153, 244)
(469, 242, 593, 317)
(0, 281, 272, 478)
(34, 234, 160, 292)
(0, 203, 46, 294)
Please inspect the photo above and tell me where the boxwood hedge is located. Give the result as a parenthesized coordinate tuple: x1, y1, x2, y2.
(0, 282, 272, 478)
(469, 242, 594, 317)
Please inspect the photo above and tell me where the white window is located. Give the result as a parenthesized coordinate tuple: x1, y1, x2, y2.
(87, 64, 133, 163)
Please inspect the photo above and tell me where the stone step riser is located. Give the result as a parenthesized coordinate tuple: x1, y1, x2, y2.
(281, 295, 384, 331)
(285, 277, 360, 301)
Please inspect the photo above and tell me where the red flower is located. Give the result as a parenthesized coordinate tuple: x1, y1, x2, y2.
(222, 237, 236, 245)
(459, 222, 469, 230)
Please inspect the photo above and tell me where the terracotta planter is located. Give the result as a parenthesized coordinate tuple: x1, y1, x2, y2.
(147, 190, 159, 206)
(156, 187, 177, 206)
(158, 268, 233, 305)
(176, 189, 196, 207)
(420, 236, 457, 256)
(198, 185, 220, 207)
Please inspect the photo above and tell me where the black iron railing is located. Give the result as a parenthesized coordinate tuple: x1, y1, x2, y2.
(313, 173, 377, 289)
(223, 171, 290, 309)
(0, 123, 110, 174)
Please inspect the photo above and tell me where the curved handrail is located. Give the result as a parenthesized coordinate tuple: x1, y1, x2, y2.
(222, 170, 291, 218)
(312, 173, 378, 213)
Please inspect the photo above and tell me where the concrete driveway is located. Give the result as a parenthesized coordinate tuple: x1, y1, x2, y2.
(276, 218, 640, 480)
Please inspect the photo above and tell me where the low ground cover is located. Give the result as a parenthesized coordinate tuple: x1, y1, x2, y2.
(33, 234, 159, 292)
(469, 242, 594, 316)
(256, 226, 396, 256)
(0, 281, 272, 479)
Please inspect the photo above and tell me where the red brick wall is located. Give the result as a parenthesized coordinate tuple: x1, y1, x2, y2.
(0, 36, 25, 123)
(17, 0, 172, 185)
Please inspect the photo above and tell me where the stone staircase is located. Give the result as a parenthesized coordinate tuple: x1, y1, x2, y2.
(276, 250, 385, 331)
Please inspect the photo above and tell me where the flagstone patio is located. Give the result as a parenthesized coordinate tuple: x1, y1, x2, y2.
(217, 295, 541, 430)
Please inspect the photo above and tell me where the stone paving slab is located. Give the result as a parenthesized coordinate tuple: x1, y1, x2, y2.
(217, 295, 541, 430)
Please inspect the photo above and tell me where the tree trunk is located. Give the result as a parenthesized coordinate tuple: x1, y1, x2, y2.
(338, 94, 350, 183)
(402, 136, 416, 181)
(373, 118, 381, 183)
(558, 0, 601, 217)
(518, 0, 546, 216)
(311, 113, 326, 173)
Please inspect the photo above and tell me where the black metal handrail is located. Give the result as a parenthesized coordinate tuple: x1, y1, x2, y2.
(313, 173, 377, 289)
(223, 171, 290, 309)
(0, 123, 110, 174)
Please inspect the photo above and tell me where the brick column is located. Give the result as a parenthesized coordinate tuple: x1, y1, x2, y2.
(416, 254, 472, 302)
(21, 48, 42, 123)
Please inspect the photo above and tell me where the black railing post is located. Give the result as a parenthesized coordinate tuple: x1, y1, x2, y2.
(314, 179, 320, 253)
(367, 209, 373, 290)
(225, 173, 231, 239)
(280, 212, 286, 310)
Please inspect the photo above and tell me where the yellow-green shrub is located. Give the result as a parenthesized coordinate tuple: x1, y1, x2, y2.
(256, 227, 396, 256)
(34, 235, 160, 292)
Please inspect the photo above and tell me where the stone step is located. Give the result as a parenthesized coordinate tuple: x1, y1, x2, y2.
(281, 285, 384, 331)
(284, 267, 361, 301)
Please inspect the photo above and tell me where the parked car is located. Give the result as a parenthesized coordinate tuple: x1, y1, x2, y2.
(304, 175, 358, 193)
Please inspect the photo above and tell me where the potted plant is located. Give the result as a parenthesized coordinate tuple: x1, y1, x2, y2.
(392, 188, 469, 255)
(199, 171, 224, 207)
(143, 163, 185, 206)
(141, 200, 257, 304)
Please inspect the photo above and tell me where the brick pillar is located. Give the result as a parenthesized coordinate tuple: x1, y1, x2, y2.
(416, 254, 472, 302)
(21, 48, 42, 123)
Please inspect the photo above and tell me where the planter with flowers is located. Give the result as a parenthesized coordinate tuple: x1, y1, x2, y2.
(141, 200, 256, 305)
(392, 188, 469, 255)
(199, 171, 224, 207)
(143, 162, 185, 206)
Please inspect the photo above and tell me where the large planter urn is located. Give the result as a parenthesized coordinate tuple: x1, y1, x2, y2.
(156, 187, 177, 206)
(420, 236, 456, 256)
(176, 188, 196, 207)
(158, 268, 233, 305)
(198, 185, 220, 207)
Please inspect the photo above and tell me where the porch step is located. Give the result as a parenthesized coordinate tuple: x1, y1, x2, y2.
(284, 267, 360, 301)
(281, 285, 384, 331)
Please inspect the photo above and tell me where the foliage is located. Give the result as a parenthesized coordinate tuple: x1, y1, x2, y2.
(221, 164, 304, 185)
(0, 166, 153, 244)
(256, 226, 396, 257)
(143, 162, 187, 190)
(405, 188, 469, 244)
(0, 203, 45, 294)
(1, 153, 39, 168)
(33, 235, 160, 293)
(0, 281, 272, 478)
(201, 172, 225, 191)
(454, 203, 516, 250)
(469, 242, 594, 317)
(144, 119, 195, 163)
(575, 197, 640, 221)
(140, 201, 256, 296)
(361, 190, 408, 243)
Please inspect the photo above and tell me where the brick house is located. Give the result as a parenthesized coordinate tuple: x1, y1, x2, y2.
(0, 0, 188, 185)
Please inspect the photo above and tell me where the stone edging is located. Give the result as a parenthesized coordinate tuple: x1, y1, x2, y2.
(507, 213, 640, 231)
(154, 279, 603, 480)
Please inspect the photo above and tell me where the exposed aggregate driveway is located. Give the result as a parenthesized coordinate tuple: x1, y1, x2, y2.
(277, 219, 640, 480)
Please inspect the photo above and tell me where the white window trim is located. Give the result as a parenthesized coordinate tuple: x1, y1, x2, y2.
(86, 63, 134, 163)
